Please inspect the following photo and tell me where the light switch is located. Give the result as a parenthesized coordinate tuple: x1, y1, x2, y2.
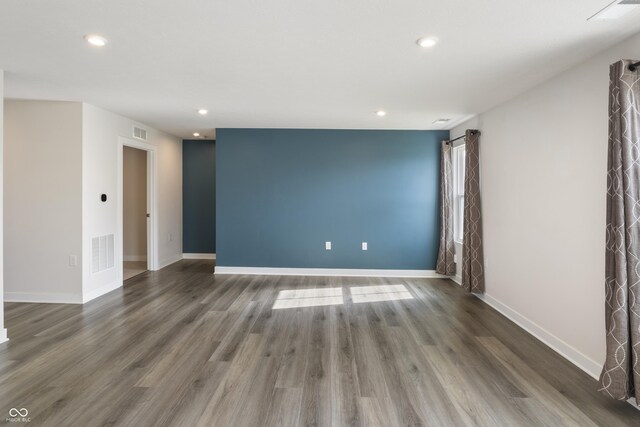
(362, 242, 368, 251)
(69, 255, 78, 267)
(325, 241, 332, 250)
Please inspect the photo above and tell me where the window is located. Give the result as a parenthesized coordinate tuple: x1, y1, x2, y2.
(452, 144, 466, 243)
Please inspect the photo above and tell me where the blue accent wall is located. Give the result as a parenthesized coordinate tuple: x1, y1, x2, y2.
(216, 129, 448, 269)
(183, 139, 216, 253)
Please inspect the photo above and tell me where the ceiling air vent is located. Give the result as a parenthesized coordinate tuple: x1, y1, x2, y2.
(588, 0, 640, 20)
(133, 126, 148, 141)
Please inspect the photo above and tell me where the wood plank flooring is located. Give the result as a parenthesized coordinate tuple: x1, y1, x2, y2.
(1, 259, 639, 426)
(123, 261, 147, 281)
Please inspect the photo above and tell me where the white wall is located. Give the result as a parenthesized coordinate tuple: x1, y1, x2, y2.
(0, 71, 6, 342)
(451, 31, 640, 378)
(123, 146, 147, 262)
(2, 100, 182, 305)
(155, 130, 183, 266)
(4, 100, 83, 303)
(82, 104, 182, 301)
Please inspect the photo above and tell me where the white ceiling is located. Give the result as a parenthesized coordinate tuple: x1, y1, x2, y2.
(1, 0, 640, 139)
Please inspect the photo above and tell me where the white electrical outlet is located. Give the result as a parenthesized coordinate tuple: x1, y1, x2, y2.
(69, 255, 78, 267)
(167, 233, 173, 242)
(325, 241, 332, 250)
(362, 242, 368, 251)
(454, 254, 457, 262)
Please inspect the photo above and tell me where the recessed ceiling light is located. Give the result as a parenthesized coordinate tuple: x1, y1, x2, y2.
(197, 109, 208, 115)
(588, 0, 640, 20)
(376, 110, 387, 117)
(416, 36, 438, 48)
(193, 132, 200, 137)
(84, 34, 107, 47)
(433, 118, 451, 124)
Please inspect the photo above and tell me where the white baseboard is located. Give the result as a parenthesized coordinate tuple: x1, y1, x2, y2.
(158, 254, 184, 270)
(0, 328, 7, 344)
(214, 266, 446, 278)
(475, 293, 602, 379)
(124, 255, 147, 262)
(451, 275, 462, 285)
(83, 280, 122, 303)
(5, 282, 121, 305)
(4, 291, 83, 304)
(183, 253, 216, 260)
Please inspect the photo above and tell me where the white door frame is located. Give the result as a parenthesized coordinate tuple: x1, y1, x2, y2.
(117, 137, 159, 284)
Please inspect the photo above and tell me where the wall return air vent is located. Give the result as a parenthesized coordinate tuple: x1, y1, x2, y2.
(92, 234, 115, 274)
(133, 126, 148, 141)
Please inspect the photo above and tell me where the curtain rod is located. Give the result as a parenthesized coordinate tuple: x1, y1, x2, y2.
(445, 129, 478, 145)
(445, 134, 466, 145)
(630, 61, 640, 72)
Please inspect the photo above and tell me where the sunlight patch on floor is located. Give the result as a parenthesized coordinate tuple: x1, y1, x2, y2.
(272, 284, 414, 309)
(350, 284, 414, 304)
(272, 287, 344, 309)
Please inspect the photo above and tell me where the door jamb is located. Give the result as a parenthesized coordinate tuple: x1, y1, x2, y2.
(117, 137, 159, 285)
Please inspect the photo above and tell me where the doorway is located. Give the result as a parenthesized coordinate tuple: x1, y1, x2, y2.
(117, 137, 158, 284)
(123, 146, 148, 280)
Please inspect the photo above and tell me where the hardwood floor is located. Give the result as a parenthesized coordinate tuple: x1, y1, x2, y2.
(123, 261, 147, 281)
(1, 259, 638, 426)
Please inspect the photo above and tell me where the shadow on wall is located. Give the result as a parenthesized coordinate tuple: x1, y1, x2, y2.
(183, 139, 216, 254)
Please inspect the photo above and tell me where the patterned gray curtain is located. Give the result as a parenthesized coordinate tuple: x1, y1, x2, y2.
(461, 130, 485, 293)
(436, 141, 456, 275)
(599, 59, 640, 401)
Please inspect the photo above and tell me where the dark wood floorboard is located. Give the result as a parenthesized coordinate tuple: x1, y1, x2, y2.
(1, 259, 639, 426)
